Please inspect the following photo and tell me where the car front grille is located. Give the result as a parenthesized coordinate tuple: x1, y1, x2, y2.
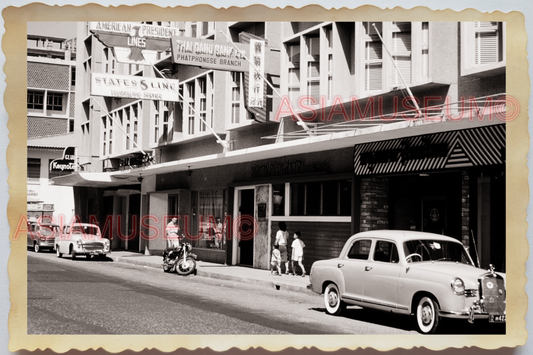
(83, 242, 105, 251)
(479, 273, 506, 314)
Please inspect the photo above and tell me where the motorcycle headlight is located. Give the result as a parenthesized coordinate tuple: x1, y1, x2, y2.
(451, 278, 465, 295)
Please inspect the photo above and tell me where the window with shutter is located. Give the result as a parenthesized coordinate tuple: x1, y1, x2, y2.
(287, 43, 301, 107)
(306, 35, 320, 104)
(475, 22, 502, 65)
(231, 72, 242, 124)
(364, 22, 383, 91)
(27, 158, 41, 180)
(390, 22, 412, 87)
(461, 22, 505, 76)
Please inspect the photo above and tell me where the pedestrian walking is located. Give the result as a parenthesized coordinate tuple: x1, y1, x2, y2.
(291, 231, 306, 277)
(270, 244, 282, 276)
(274, 221, 290, 275)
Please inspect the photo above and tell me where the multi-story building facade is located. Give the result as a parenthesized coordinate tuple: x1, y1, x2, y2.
(53, 21, 506, 272)
(27, 23, 78, 223)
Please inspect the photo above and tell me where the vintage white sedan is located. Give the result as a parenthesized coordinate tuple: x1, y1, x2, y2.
(27, 221, 61, 253)
(308, 230, 505, 334)
(55, 223, 110, 260)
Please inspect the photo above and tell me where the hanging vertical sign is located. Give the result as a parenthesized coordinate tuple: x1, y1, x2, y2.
(90, 22, 179, 65)
(248, 39, 266, 108)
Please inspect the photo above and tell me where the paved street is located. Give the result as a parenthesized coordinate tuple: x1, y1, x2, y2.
(27, 251, 416, 335)
(27, 251, 504, 335)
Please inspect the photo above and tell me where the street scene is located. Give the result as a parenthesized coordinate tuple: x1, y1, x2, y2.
(27, 250, 504, 335)
(25, 19, 507, 339)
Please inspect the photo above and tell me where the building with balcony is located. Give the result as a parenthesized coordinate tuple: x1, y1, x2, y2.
(27, 22, 78, 223)
(53, 21, 506, 272)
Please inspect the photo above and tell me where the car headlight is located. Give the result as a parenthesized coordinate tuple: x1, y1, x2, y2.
(77, 240, 83, 247)
(451, 278, 465, 295)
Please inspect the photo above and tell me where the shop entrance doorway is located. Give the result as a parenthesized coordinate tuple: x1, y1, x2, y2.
(422, 198, 447, 235)
(236, 188, 255, 267)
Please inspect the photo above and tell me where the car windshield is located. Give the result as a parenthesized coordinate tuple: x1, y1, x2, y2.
(72, 226, 100, 236)
(403, 239, 472, 265)
(40, 225, 60, 237)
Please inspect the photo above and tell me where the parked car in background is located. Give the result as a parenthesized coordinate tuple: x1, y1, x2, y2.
(55, 223, 110, 260)
(308, 230, 506, 334)
(27, 221, 61, 252)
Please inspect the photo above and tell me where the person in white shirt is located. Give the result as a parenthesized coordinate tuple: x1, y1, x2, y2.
(274, 222, 290, 274)
(270, 244, 282, 276)
(291, 231, 306, 277)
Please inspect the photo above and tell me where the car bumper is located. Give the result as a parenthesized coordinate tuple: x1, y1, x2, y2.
(75, 248, 110, 256)
(37, 240, 55, 248)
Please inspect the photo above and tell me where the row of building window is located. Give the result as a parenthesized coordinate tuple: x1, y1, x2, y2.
(92, 21, 504, 159)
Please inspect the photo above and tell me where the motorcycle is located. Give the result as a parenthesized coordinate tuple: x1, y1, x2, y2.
(162, 242, 198, 276)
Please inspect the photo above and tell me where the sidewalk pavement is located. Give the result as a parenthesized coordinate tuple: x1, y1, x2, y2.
(109, 251, 316, 296)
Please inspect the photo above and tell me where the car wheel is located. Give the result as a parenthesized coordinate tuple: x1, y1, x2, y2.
(324, 283, 346, 316)
(56, 245, 62, 258)
(33, 243, 40, 253)
(416, 296, 440, 334)
(70, 247, 76, 260)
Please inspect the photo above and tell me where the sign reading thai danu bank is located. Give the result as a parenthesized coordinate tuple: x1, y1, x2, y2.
(91, 73, 180, 102)
(170, 36, 249, 72)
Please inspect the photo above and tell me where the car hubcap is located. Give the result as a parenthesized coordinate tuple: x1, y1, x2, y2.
(421, 303, 433, 325)
(328, 291, 338, 307)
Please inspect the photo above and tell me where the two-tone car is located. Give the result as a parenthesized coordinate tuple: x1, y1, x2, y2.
(55, 223, 110, 260)
(308, 230, 505, 334)
(27, 221, 61, 252)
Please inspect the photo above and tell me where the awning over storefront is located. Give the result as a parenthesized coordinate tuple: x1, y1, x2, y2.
(51, 172, 140, 187)
(52, 115, 505, 188)
(353, 124, 505, 175)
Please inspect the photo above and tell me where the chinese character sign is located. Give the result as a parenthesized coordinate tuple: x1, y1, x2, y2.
(248, 39, 265, 108)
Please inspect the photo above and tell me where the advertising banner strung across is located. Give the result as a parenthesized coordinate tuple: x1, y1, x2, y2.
(248, 39, 266, 108)
(90, 22, 178, 65)
(91, 73, 180, 102)
(170, 36, 250, 72)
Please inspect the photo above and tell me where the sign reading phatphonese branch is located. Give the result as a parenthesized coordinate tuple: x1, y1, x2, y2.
(50, 147, 76, 172)
(90, 22, 178, 65)
(248, 39, 265, 108)
(170, 36, 249, 72)
(91, 73, 180, 102)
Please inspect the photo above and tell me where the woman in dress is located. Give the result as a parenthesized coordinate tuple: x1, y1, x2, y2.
(274, 221, 290, 275)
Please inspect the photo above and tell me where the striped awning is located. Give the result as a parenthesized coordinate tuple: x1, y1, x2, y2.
(353, 124, 505, 175)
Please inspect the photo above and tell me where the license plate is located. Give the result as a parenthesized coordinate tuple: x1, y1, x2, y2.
(489, 314, 506, 323)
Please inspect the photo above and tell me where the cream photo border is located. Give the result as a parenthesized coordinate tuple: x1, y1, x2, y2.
(4, 3, 529, 353)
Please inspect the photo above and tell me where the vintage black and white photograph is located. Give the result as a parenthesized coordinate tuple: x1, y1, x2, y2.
(5, 3, 529, 354)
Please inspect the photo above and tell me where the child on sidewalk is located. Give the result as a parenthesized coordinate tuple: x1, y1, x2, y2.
(291, 231, 306, 277)
(271, 244, 282, 276)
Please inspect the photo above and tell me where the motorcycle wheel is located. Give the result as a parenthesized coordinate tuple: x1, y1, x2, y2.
(176, 256, 197, 276)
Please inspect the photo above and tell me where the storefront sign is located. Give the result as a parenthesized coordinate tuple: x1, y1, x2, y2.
(251, 159, 329, 178)
(354, 124, 506, 175)
(170, 36, 249, 72)
(91, 73, 180, 101)
(50, 146, 76, 172)
(248, 39, 265, 108)
(90, 22, 176, 64)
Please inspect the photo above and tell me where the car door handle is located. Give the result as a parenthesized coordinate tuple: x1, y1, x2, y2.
(337, 263, 344, 268)
(365, 266, 372, 271)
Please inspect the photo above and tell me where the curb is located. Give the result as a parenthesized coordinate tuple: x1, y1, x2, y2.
(111, 255, 316, 296)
